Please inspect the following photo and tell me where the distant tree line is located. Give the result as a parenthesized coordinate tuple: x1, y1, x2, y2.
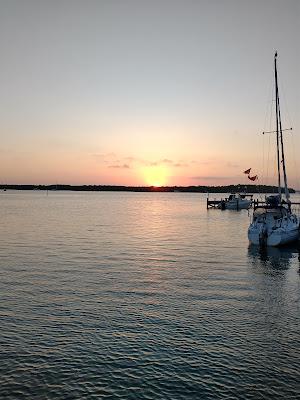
(0, 184, 295, 193)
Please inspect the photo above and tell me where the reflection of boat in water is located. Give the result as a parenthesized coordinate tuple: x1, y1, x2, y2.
(248, 53, 300, 246)
(218, 193, 252, 210)
(248, 243, 300, 270)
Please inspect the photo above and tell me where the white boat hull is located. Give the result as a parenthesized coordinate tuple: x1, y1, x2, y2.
(248, 226, 299, 246)
(225, 200, 251, 210)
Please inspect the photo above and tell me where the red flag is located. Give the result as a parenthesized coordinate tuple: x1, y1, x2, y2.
(248, 175, 258, 181)
(244, 168, 251, 174)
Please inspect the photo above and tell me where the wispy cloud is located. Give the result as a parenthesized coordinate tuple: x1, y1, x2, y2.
(174, 162, 188, 167)
(124, 156, 138, 162)
(190, 160, 214, 166)
(191, 176, 230, 181)
(108, 164, 130, 169)
(92, 152, 116, 162)
(226, 162, 240, 169)
(93, 153, 189, 169)
(159, 159, 188, 167)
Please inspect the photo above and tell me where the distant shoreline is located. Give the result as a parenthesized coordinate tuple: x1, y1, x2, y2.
(0, 184, 296, 194)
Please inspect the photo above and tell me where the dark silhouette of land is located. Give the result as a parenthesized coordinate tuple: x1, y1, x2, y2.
(0, 184, 296, 193)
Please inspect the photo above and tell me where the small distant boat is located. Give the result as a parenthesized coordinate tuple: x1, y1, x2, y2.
(218, 193, 252, 210)
(248, 52, 300, 247)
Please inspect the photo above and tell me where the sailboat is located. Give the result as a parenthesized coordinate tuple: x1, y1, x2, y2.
(248, 52, 300, 246)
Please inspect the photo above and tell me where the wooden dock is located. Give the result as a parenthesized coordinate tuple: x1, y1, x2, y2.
(207, 197, 300, 211)
(206, 198, 225, 209)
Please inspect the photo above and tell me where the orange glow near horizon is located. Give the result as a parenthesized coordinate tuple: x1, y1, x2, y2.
(141, 165, 169, 187)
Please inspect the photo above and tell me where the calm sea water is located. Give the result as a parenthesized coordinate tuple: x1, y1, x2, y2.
(0, 191, 300, 399)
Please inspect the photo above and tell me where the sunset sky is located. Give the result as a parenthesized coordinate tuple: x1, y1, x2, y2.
(0, 0, 299, 188)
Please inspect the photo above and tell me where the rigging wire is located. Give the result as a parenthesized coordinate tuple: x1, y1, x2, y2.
(279, 76, 300, 191)
(259, 64, 275, 201)
(264, 78, 275, 189)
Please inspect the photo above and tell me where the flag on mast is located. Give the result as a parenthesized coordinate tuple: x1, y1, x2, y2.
(243, 168, 251, 174)
(248, 175, 258, 181)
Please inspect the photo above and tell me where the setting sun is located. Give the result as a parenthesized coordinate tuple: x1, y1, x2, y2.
(141, 166, 169, 187)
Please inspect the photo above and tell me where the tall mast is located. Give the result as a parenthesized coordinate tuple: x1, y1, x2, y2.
(275, 56, 290, 201)
(274, 52, 282, 200)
